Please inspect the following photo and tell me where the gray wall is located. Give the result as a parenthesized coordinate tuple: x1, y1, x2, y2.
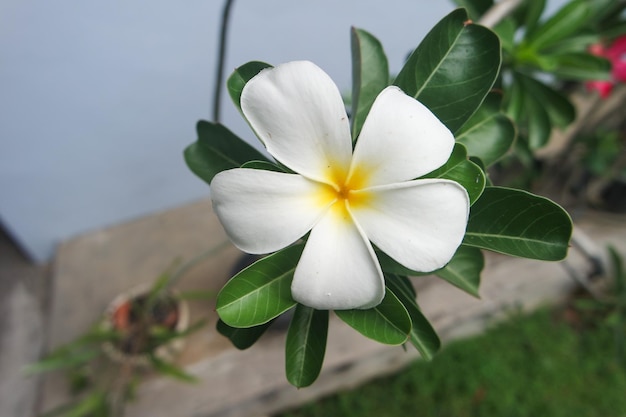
(0, 0, 565, 262)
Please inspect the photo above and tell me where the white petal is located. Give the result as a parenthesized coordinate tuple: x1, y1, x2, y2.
(291, 207, 385, 310)
(241, 61, 352, 184)
(350, 86, 454, 187)
(351, 179, 469, 272)
(210, 168, 330, 254)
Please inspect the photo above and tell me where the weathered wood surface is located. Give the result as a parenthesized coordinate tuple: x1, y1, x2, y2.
(40, 199, 626, 416)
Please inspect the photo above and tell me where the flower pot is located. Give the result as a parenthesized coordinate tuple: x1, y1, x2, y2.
(101, 283, 190, 366)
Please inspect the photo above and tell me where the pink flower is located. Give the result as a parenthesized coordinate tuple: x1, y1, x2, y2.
(586, 35, 626, 98)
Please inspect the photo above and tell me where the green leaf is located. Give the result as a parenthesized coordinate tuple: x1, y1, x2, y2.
(422, 143, 486, 205)
(184, 121, 269, 184)
(608, 246, 625, 295)
(386, 275, 440, 360)
(217, 319, 272, 350)
(435, 246, 484, 297)
(216, 245, 302, 327)
(394, 8, 501, 133)
(149, 355, 198, 383)
(227, 61, 272, 111)
(350, 27, 389, 141)
(547, 53, 611, 81)
(451, 0, 493, 20)
(376, 248, 429, 277)
(523, 90, 551, 150)
(525, 0, 591, 50)
(378, 244, 484, 298)
(543, 34, 602, 55)
(517, 0, 546, 37)
(285, 305, 328, 388)
(40, 392, 107, 417)
(492, 17, 517, 52)
(24, 348, 100, 375)
(463, 187, 572, 260)
(240, 160, 284, 172)
(456, 92, 516, 166)
(505, 74, 525, 122)
(516, 74, 575, 128)
(336, 290, 411, 345)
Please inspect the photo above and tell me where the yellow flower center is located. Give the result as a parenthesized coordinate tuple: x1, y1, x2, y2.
(317, 163, 372, 221)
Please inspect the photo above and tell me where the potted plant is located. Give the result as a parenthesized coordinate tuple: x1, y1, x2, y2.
(26, 261, 210, 417)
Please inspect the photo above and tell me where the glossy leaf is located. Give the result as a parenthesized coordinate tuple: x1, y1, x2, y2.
(456, 92, 516, 166)
(505, 75, 525, 122)
(518, 0, 546, 36)
(336, 290, 411, 345)
(422, 143, 485, 205)
(525, 0, 591, 50)
(240, 160, 284, 172)
(350, 27, 389, 141)
(285, 305, 328, 387)
(386, 275, 440, 360)
(463, 187, 572, 260)
(547, 53, 611, 81)
(394, 8, 501, 133)
(216, 319, 273, 350)
(376, 247, 428, 277)
(227, 61, 272, 111)
(516, 73, 575, 128)
(451, 0, 493, 20)
(435, 245, 484, 297)
(184, 121, 269, 184)
(523, 90, 551, 150)
(493, 18, 517, 53)
(216, 245, 303, 327)
(543, 34, 602, 55)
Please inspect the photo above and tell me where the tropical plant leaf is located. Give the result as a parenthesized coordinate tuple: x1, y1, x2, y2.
(516, 0, 546, 36)
(216, 245, 302, 327)
(423, 143, 486, 204)
(525, 0, 591, 50)
(285, 305, 329, 387)
(520, 88, 551, 149)
(436, 245, 484, 297)
(336, 290, 411, 345)
(240, 160, 284, 172)
(350, 27, 390, 141)
(463, 187, 572, 260)
(149, 355, 198, 383)
(393, 8, 501, 133)
(184, 121, 269, 185)
(547, 53, 611, 81)
(456, 92, 516, 166)
(227, 61, 272, 111)
(450, 0, 493, 21)
(24, 349, 100, 375)
(217, 319, 273, 350)
(40, 392, 107, 417)
(386, 275, 440, 360)
(516, 73, 576, 128)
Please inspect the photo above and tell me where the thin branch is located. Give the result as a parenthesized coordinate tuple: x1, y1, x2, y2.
(478, 0, 524, 28)
(213, 0, 236, 123)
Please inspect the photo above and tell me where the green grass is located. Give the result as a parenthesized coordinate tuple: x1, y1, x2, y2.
(276, 307, 626, 417)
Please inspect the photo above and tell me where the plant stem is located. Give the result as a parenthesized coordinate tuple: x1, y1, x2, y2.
(212, 0, 236, 122)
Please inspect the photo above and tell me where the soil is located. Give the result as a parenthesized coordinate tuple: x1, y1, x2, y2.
(111, 294, 179, 355)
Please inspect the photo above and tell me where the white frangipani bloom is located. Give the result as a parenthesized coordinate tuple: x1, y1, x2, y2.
(211, 61, 470, 310)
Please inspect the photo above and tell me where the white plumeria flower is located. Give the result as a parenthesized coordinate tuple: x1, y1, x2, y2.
(211, 61, 469, 310)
